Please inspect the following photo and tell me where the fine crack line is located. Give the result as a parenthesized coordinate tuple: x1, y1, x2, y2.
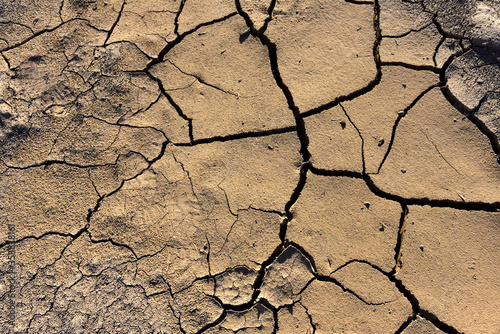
(0, 18, 91, 54)
(144, 12, 238, 70)
(166, 59, 242, 98)
(340, 102, 366, 175)
(382, 21, 435, 39)
(376, 83, 440, 174)
(419, 129, 465, 177)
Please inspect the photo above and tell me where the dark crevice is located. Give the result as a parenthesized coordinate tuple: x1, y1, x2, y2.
(313, 273, 390, 306)
(419, 309, 463, 334)
(87, 232, 138, 259)
(279, 161, 308, 242)
(235, 0, 310, 162)
(146, 71, 194, 144)
(236, 0, 315, 248)
(176, 126, 296, 146)
(285, 243, 416, 308)
(392, 204, 408, 275)
(467, 112, 500, 154)
(173, 0, 187, 36)
(271, 305, 279, 334)
(258, 0, 277, 35)
(422, 5, 468, 41)
(309, 165, 363, 179)
(380, 62, 440, 73)
(345, 0, 373, 4)
(103, 0, 126, 45)
(2, 159, 111, 170)
(195, 309, 227, 334)
(439, 55, 500, 154)
(300, 302, 317, 334)
(190, 243, 286, 333)
(0, 226, 87, 251)
(364, 175, 500, 212)
(391, 35, 500, 157)
(142, 12, 238, 146)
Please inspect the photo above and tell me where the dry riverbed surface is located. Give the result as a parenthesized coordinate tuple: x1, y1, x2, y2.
(0, 0, 499, 333)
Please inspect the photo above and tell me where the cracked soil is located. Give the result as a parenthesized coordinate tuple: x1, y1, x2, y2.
(0, 0, 499, 333)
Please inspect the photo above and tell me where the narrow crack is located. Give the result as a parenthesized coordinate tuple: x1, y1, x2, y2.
(393, 204, 408, 274)
(364, 175, 500, 211)
(144, 12, 238, 70)
(420, 129, 465, 177)
(432, 36, 446, 68)
(300, 302, 317, 334)
(382, 21, 437, 39)
(376, 83, 440, 174)
(85, 140, 169, 224)
(340, 102, 366, 175)
(173, 0, 187, 36)
(235, 0, 310, 162)
(380, 62, 440, 73)
(167, 59, 241, 97)
(146, 72, 194, 144)
(103, 0, 126, 46)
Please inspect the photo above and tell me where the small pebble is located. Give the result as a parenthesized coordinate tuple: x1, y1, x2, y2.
(419, 245, 424, 252)
(398, 110, 406, 116)
(340, 121, 346, 129)
(401, 168, 406, 173)
(379, 223, 386, 232)
(378, 137, 385, 147)
(364, 202, 370, 209)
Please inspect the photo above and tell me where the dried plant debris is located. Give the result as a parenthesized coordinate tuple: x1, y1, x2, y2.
(1, 0, 499, 333)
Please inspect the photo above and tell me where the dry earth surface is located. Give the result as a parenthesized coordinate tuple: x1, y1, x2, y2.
(0, 0, 499, 333)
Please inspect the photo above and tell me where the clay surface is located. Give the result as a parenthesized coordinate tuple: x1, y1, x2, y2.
(1, 0, 499, 333)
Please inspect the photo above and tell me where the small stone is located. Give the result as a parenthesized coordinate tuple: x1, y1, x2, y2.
(378, 137, 385, 147)
(364, 202, 370, 209)
(401, 168, 406, 173)
(267, 145, 274, 150)
(397, 110, 406, 116)
(340, 120, 346, 129)
(419, 245, 424, 252)
(379, 223, 386, 232)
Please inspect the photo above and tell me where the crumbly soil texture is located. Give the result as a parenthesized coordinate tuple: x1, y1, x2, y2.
(0, 0, 499, 333)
